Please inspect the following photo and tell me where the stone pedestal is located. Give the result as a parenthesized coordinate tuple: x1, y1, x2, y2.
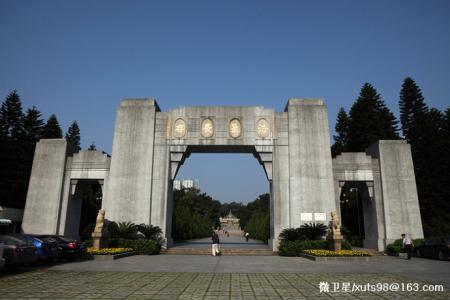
(328, 238, 342, 251)
(92, 232, 109, 249)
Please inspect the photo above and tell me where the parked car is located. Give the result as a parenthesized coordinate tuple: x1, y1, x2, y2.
(415, 236, 450, 261)
(0, 242, 5, 269)
(0, 235, 38, 269)
(12, 234, 58, 263)
(37, 235, 86, 260)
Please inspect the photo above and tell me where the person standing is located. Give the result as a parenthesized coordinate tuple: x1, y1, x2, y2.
(402, 233, 414, 260)
(212, 230, 220, 256)
(245, 232, 249, 242)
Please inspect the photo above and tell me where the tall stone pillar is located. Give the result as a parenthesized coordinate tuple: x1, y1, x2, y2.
(105, 99, 160, 224)
(22, 139, 69, 234)
(367, 140, 424, 244)
(271, 112, 290, 250)
(286, 99, 336, 227)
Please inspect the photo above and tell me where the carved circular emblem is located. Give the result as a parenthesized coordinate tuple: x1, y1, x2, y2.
(256, 118, 270, 138)
(201, 118, 214, 138)
(229, 118, 241, 138)
(173, 118, 186, 138)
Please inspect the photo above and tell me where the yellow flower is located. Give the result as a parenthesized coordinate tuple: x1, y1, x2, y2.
(87, 247, 133, 255)
(303, 249, 371, 257)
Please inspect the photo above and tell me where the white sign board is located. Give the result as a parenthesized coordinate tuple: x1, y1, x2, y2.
(314, 213, 326, 221)
(300, 213, 313, 222)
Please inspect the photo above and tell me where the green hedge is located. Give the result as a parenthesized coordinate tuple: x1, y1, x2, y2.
(109, 238, 160, 255)
(385, 238, 424, 254)
(278, 240, 351, 256)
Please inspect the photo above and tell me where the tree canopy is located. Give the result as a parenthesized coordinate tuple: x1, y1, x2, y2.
(0, 90, 77, 209)
(42, 114, 62, 139)
(65, 121, 81, 150)
(346, 83, 399, 152)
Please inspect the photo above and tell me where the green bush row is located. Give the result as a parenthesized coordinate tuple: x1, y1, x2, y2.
(109, 238, 160, 255)
(278, 240, 351, 256)
(385, 238, 424, 254)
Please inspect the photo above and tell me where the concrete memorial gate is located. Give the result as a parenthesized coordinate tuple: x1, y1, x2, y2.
(22, 99, 423, 251)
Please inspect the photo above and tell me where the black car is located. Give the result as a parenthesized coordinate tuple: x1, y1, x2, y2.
(0, 235, 38, 269)
(415, 236, 450, 261)
(37, 235, 86, 260)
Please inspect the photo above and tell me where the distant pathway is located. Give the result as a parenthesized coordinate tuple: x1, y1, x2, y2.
(172, 233, 269, 249)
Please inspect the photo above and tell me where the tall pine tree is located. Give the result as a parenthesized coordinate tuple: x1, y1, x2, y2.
(398, 78, 450, 236)
(20, 107, 45, 204)
(0, 91, 25, 208)
(331, 107, 349, 156)
(399, 77, 428, 140)
(65, 121, 81, 151)
(22, 107, 44, 144)
(0, 90, 24, 140)
(346, 83, 399, 152)
(42, 114, 62, 138)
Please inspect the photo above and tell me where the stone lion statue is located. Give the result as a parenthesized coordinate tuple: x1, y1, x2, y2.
(328, 211, 341, 237)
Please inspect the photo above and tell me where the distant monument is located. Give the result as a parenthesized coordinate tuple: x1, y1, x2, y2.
(327, 211, 343, 251)
(220, 210, 241, 232)
(91, 209, 109, 249)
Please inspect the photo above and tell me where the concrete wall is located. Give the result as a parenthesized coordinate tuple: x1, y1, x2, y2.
(332, 141, 423, 250)
(286, 99, 336, 227)
(59, 150, 110, 237)
(105, 99, 159, 224)
(22, 139, 69, 234)
(367, 140, 424, 243)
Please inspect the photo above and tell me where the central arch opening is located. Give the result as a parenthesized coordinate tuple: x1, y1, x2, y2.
(169, 146, 271, 253)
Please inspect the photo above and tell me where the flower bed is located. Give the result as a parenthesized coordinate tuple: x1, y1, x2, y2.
(278, 240, 352, 256)
(303, 249, 371, 257)
(87, 247, 133, 255)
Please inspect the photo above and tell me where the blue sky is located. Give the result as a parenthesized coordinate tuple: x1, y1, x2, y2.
(1, 1, 449, 203)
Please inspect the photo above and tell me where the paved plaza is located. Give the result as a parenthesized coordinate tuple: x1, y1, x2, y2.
(0, 255, 448, 299)
(0, 269, 448, 299)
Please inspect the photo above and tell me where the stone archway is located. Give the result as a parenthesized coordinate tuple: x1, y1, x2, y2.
(21, 98, 424, 252)
(103, 99, 336, 251)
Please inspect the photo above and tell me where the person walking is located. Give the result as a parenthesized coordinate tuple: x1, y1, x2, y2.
(212, 230, 220, 256)
(245, 232, 249, 242)
(402, 233, 414, 260)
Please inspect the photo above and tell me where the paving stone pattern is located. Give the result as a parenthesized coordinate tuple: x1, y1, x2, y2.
(0, 271, 448, 299)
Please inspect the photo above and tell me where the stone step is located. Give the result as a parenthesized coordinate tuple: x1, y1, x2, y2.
(162, 248, 275, 256)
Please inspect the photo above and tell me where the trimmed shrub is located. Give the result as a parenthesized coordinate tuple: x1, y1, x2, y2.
(109, 238, 160, 255)
(386, 243, 402, 254)
(341, 240, 352, 250)
(385, 238, 424, 255)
